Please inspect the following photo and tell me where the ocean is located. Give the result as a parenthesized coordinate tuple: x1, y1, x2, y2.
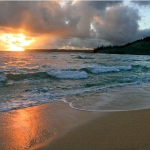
(1, 51, 150, 112)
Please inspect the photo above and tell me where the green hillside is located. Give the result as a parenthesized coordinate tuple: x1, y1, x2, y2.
(94, 37, 150, 55)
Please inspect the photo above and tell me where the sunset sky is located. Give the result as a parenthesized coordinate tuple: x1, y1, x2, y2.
(0, 0, 150, 51)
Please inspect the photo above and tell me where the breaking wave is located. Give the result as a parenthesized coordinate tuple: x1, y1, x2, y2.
(47, 70, 88, 79)
(82, 65, 132, 74)
(0, 74, 7, 82)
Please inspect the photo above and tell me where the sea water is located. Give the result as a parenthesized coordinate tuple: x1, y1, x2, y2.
(1, 51, 150, 112)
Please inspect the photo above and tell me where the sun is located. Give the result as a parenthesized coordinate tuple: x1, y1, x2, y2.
(8, 44, 24, 51)
(0, 33, 34, 51)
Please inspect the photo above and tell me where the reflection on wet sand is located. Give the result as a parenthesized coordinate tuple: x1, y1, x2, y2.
(0, 102, 99, 150)
(0, 104, 57, 150)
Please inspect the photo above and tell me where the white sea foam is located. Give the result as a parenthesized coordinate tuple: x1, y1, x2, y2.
(0, 80, 148, 112)
(47, 70, 88, 79)
(2, 66, 39, 74)
(24, 81, 142, 101)
(0, 100, 39, 112)
(87, 65, 132, 74)
(77, 55, 94, 59)
(78, 55, 86, 59)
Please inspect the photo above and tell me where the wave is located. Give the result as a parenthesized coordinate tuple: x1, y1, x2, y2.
(6, 72, 49, 81)
(81, 65, 132, 74)
(77, 55, 94, 59)
(1, 77, 150, 112)
(0, 74, 7, 82)
(47, 70, 88, 79)
(2, 64, 149, 82)
(0, 100, 38, 112)
(132, 65, 150, 72)
(5, 70, 88, 81)
(0, 69, 3, 73)
(1, 66, 39, 74)
(77, 55, 86, 59)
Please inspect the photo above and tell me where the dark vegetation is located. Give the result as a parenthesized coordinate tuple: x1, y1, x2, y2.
(94, 37, 150, 55)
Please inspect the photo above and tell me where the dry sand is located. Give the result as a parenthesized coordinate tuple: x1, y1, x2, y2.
(0, 101, 150, 150)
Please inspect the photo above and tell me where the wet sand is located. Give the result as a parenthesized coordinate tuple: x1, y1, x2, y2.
(1, 101, 150, 150)
(0, 101, 100, 150)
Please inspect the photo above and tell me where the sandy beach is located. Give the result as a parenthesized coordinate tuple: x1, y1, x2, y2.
(0, 101, 150, 150)
(0, 1, 150, 149)
(0, 101, 100, 150)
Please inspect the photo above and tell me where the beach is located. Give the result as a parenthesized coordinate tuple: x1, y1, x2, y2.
(0, 1, 150, 149)
(1, 52, 150, 149)
(0, 101, 100, 150)
(0, 101, 150, 150)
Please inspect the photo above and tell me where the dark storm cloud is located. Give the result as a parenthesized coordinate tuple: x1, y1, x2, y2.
(0, 1, 122, 36)
(0, 1, 149, 48)
(138, 29, 150, 39)
(0, 1, 68, 34)
(0, 1, 95, 37)
(92, 4, 141, 45)
(89, 1, 122, 10)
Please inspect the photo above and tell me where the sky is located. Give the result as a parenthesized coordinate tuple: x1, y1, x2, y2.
(0, 0, 150, 51)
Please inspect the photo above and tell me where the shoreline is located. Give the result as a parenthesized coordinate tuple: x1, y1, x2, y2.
(0, 101, 101, 150)
(0, 101, 150, 150)
(38, 105, 150, 150)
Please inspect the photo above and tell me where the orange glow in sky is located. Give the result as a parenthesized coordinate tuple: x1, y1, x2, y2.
(0, 33, 34, 51)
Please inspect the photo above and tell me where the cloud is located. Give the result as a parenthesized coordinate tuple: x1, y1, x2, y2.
(132, 1, 150, 7)
(92, 4, 141, 45)
(138, 29, 150, 39)
(0, 2, 67, 34)
(0, 1, 149, 49)
(89, 1, 122, 10)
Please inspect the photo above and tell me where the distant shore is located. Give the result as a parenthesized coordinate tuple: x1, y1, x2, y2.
(25, 49, 94, 53)
(94, 36, 150, 55)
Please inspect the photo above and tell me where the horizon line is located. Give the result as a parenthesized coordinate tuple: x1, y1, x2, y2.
(0, 0, 149, 1)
